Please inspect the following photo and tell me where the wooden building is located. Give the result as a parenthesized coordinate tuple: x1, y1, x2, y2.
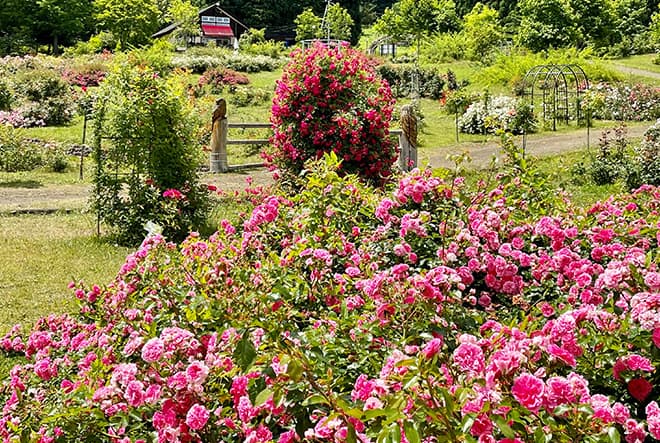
(153, 3, 249, 49)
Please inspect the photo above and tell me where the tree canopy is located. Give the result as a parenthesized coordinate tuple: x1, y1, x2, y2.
(94, 0, 160, 50)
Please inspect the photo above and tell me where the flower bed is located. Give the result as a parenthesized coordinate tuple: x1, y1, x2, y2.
(0, 158, 658, 442)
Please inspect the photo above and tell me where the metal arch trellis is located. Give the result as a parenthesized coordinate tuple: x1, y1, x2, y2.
(521, 64, 589, 131)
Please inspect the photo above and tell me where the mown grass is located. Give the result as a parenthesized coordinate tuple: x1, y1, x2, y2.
(0, 211, 131, 334)
(613, 53, 660, 73)
(24, 116, 87, 144)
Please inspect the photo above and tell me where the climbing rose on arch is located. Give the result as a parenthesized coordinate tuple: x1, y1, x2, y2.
(267, 41, 397, 184)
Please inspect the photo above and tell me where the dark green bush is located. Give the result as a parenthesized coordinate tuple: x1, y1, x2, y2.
(376, 64, 446, 99)
(0, 125, 43, 172)
(0, 79, 13, 111)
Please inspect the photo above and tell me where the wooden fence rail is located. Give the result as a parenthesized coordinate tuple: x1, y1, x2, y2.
(209, 119, 416, 173)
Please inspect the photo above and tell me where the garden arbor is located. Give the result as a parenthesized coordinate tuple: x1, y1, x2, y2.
(521, 64, 589, 130)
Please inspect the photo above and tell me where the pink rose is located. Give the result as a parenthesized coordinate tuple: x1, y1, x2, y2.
(453, 342, 485, 378)
(653, 328, 660, 348)
(422, 337, 443, 360)
(512, 373, 545, 411)
(141, 337, 164, 363)
(125, 380, 145, 407)
(647, 401, 660, 440)
(186, 404, 210, 430)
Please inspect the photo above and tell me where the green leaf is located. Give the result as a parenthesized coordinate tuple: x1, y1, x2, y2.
(607, 427, 621, 443)
(303, 393, 328, 406)
(254, 388, 273, 407)
(286, 359, 304, 382)
(403, 421, 421, 443)
(390, 423, 402, 443)
(233, 333, 257, 372)
(493, 415, 515, 439)
(462, 415, 475, 434)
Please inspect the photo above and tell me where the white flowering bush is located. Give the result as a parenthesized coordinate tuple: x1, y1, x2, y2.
(458, 95, 536, 134)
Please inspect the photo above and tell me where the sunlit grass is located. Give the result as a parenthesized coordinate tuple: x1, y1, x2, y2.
(0, 211, 131, 334)
(613, 53, 660, 73)
(23, 116, 87, 144)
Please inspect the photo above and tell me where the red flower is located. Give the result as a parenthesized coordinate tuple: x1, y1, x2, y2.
(628, 378, 653, 402)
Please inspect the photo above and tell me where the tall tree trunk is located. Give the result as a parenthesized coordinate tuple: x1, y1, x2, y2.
(53, 34, 59, 55)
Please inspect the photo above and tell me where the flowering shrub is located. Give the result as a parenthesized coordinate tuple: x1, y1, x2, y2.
(197, 68, 250, 94)
(227, 86, 271, 107)
(0, 124, 68, 172)
(1, 152, 660, 441)
(586, 82, 660, 121)
(626, 119, 660, 189)
(268, 41, 397, 183)
(170, 50, 284, 74)
(458, 95, 537, 134)
(61, 67, 107, 87)
(5, 68, 76, 127)
(92, 63, 209, 245)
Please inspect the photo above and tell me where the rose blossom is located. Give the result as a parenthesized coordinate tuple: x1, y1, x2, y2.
(141, 337, 164, 363)
(422, 337, 443, 360)
(186, 404, 210, 430)
(647, 402, 660, 440)
(511, 373, 545, 411)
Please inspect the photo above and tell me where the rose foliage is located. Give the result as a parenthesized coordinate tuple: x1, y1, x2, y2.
(1, 154, 660, 442)
(267, 42, 397, 184)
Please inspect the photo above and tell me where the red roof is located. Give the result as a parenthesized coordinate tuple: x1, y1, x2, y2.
(202, 24, 234, 37)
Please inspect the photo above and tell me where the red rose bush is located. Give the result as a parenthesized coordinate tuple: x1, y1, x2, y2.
(0, 156, 658, 442)
(267, 42, 397, 183)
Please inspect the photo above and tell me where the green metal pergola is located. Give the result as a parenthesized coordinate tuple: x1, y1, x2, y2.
(521, 64, 589, 131)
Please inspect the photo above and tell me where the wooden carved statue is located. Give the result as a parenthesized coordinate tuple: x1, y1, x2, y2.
(212, 98, 227, 126)
(400, 104, 417, 148)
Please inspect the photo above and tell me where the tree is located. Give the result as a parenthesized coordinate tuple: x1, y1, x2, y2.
(515, 0, 577, 51)
(94, 0, 160, 49)
(324, 3, 354, 40)
(460, 3, 504, 61)
(373, 0, 459, 42)
(568, 0, 616, 48)
(33, 0, 94, 54)
(295, 7, 323, 41)
(167, 0, 198, 47)
(651, 6, 660, 46)
(0, 0, 36, 54)
(374, 0, 458, 75)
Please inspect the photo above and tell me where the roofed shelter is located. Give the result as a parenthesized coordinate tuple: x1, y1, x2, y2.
(153, 3, 249, 49)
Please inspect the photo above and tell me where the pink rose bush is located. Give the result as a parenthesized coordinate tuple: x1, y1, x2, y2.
(0, 157, 659, 442)
(267, 42, 397, 184)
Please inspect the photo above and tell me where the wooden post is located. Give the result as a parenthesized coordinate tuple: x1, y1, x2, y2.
(399, 105, 418, 172)
(398, 132, 417, 171)
(210, 99, 228, 173)
(398, 132, 409, 171)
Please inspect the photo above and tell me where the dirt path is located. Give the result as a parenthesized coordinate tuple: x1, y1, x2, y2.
(609, 63, 660, 80)
(423, 123, 650, 169)
(0, 123, 653, 212)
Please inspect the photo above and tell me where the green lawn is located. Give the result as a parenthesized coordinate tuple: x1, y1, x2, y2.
(612, 53, 660, 73)
(0, 211, 131, 334)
